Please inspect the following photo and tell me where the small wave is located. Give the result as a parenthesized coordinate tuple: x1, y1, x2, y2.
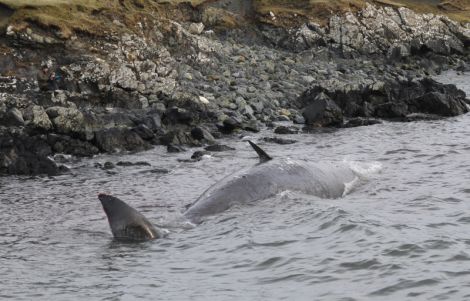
(339, 258, 381, 270)
(384, 148, 421, 155)
(369, 278, 440, 296)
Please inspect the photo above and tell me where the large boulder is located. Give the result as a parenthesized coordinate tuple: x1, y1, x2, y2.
(0, 130, 59, 176)
(301, 92, 343, 127)
(0, 108, 24, 127)
(24, 105, 53, 131)
(94, 127, 150, 153)
(45, 106, 93, 140)
(47, 134, 99, 157)
(413, 92, 468, 116)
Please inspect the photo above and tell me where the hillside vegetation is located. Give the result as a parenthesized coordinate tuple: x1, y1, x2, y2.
(254, 0, 470, 24)
(0, 0, 203, 38)
(0, 0, 468, 37)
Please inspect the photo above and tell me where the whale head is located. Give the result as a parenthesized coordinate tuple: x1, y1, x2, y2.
(98, 193, 162, 241)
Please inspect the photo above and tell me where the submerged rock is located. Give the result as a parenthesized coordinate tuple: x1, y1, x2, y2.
(116, 161, 151, 167)
(263, 137, 297, 145)
(204, 144, 235, 152)
(274, 126, 299, 135)
(191, 150, 210, 160)
(167, 144, 186, 153)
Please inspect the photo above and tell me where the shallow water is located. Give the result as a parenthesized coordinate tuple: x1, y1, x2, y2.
(1, 71, 470, 301)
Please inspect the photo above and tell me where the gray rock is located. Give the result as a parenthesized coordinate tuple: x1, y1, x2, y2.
(94, 128, 150, 153)
(191, 126, 215, 143)
(242, 120, 261, 133)
(205, 144, 235, 152)
(133, 124, 155, 140)
(274, 126, 299, 135)
(1, 108, 24, 127)
(167, 144, 185, 153)
(191, 150, 209, 161)
(103, 162, 115, 170)
(116, 161, 151, 167)
(46, 106, 93, 140)
(301, 93, 343, 127)
(188, 22, 205, 35)
(25, 106, 53, 131)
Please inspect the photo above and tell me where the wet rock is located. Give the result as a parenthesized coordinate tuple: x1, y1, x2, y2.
(298, 77, 468, 122)
(52, 154, 72, 164)
(220, 116, 242, 133)
(140, 113, 162, 132)
(299, 92, 343, 127)
(0, 108, 24, 127)
(133, 124, 155, 140)
(47, 134, 99, 157)
(191, 126, 215, 143)
(274, 126, 299, 135)
(139, 168, 170, 174)
(103, 161, 115, 170)
(191, 150, 210, 160)
(116, 161, 151, 167)
(343, 118, 382, 128)
(263, 137, 297, 145)
(0, 131, 59, 176)
(414, 91, 468, 117)
(160, 129, 199, 146)
(94, 128, 150, 153)
(164, 106, 193, 125)
(242, 120, 261, 133)
(403, 113, 442, 122)
(167, 144, 186, 153)
(204, 144, 235, 152)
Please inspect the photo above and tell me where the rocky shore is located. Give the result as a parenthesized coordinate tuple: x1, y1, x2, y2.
(0, 0, 469, 175)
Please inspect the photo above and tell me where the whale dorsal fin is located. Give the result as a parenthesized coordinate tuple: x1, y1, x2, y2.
(248, 140, 273, 163)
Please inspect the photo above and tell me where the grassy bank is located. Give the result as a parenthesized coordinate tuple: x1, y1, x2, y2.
(253, 0, 469, 24)
(0, 0, 205, 38)
(0, 0, 468, 38)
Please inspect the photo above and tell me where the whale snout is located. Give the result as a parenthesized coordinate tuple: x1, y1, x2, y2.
(97, 193, 161, 241)
(98, 193, 118, 204)
(97, 193, 125, 216)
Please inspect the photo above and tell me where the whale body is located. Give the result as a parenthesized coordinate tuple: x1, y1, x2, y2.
(98, 141, 358, 240)
(183, 159, 356, 223)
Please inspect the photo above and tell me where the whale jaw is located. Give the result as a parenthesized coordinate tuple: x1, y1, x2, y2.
(98, 194, 161, 241)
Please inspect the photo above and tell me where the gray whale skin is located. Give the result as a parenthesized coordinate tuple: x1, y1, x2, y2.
(98, 141, 357, 241)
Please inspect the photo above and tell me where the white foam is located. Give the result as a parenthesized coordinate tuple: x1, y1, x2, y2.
(344, 160, 383, 179)
(343, 176, 360, 197)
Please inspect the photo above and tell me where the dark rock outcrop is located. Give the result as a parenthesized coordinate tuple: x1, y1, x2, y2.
(297, 77, 468, 125)
(94, 128, 151, 153)
(0, 130, 60, 176)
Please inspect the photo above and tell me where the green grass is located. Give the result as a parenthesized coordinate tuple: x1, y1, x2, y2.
(0, 0, 207, 38)
(0, 0, 467, 37)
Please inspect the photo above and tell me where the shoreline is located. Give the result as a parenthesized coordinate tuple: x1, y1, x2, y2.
(0, 1, 469, 176)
